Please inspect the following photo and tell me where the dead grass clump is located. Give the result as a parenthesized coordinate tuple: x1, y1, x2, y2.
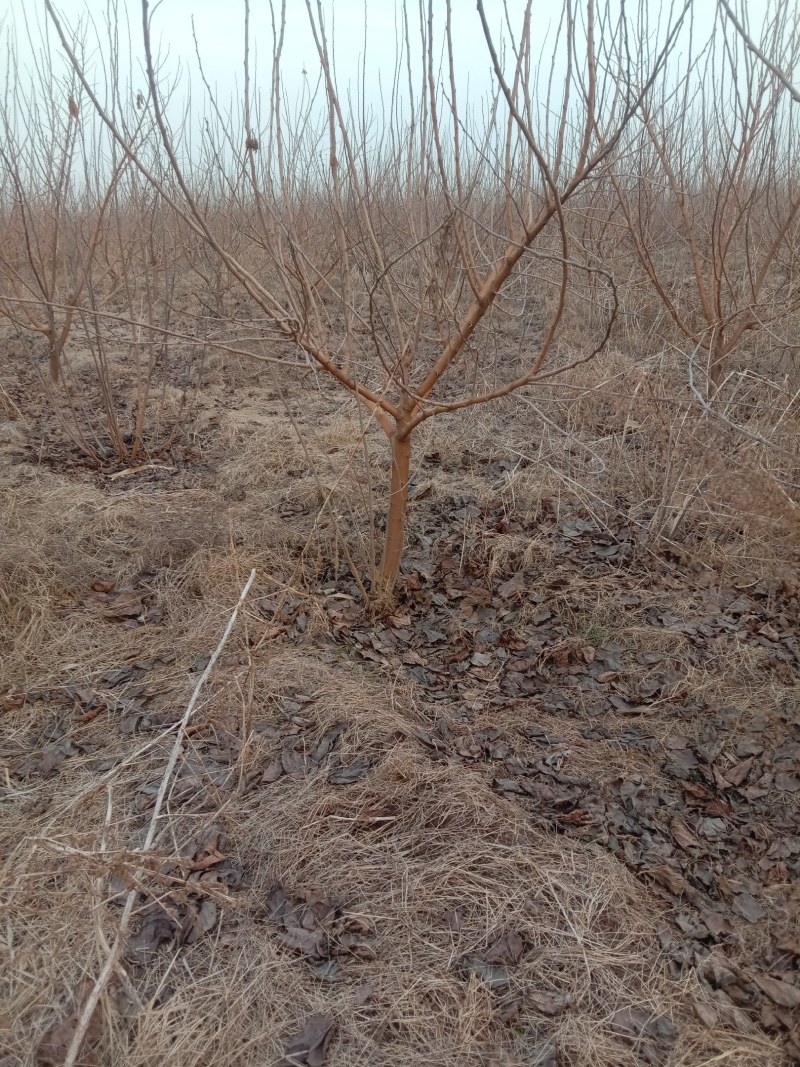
(5, 652, 783, 1066)
(0, 462, 303, 688)
(479, 349, 800, 588)
(486, 532, 555, 579)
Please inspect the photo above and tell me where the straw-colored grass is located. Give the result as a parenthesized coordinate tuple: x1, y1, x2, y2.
(2, 645, 784, 1067)
(2, 338, 796, 1067)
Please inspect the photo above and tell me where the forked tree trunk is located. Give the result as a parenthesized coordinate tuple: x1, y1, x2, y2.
(48, 312, 75, 384)
(376, 428, 412, 596)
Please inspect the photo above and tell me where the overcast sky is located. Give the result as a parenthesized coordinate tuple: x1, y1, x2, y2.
(5, 0, 737, 106)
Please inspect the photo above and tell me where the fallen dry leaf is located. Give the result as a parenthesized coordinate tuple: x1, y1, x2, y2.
(610, 1005, 678, 1053)
(328, 759, 371, 785)
(670, 816, 702, 851)
(528, 990, 573, 1016)
(725, 757, 754, 787)
(278, 1014, 335, 1066)
(262, 758, 283, 784)
(484, 930, 524, 965)
(307, 959, 344, 983)
(36, 979, 104, 1067)
(698, 909, 734, 939)
(183, 899, 218, 944)
(498, 573, 525, 599)
(754, 974, 800, 1009)
(527, 1038, 558, 1066)
(353, 983, 374, 1007)
(646, 865, 690, 897)
(126, 909, 177, 965)
(731, 892, 764, 924)
(34, 737, 78, 777)
(280, 925, 326, 957)
(311, 722, 347, 765)
(101, 590, 145, 619)
(460, 955, 512, 992)
(281, 739, 310, 776)
(690, 997, 718, 1028)
(775, 931, 800, 957)
(333, 931, 375, 960)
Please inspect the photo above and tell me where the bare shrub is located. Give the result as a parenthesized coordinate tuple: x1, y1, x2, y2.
(45, 0, 690, 592)
(611, 1, 800, 394)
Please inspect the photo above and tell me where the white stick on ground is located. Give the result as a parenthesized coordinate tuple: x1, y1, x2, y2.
(64, 568, 257, 1067)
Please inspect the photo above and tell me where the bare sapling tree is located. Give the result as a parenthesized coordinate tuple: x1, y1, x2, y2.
(0, 8, 198, 468)
(46, 0, 689, 595)
(611, 0, 800, 395)
(0, 18, 135, 383)
(718, 0, 800, 105)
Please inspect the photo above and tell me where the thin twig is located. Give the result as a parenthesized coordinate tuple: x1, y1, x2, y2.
(63, 569, 256, 1067)
(718, 0, 800, 104)
(686, 346, 797, 456)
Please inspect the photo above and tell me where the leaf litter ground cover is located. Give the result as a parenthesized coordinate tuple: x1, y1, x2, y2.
(1, 389, 799, 1066)
(258, 488, 800, 1062)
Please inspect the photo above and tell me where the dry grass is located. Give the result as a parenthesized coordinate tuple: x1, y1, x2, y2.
(2, 646, 785, 1067)
(2, 334, 797, 1067)
(495, 347, 800, 586)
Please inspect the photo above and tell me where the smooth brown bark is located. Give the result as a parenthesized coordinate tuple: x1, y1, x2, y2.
(49, 348, 60, 382)
(376, 429, 412, 595)
(708, 332, 728, 395)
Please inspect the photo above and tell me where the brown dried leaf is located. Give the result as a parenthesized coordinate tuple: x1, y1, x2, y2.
(333, 932, 376, 960)
(303, 889, 338, 928)
(670, 816, 702, 851)
(280, 926, 326, 958)
(311, 723, 347, 766)
(281, 739, 310, 776)
(775, 932, 800, 957)
(647, 865, 690, 897)
(328, 760, 371, 785)
(691, 997, 718, 1028)
(726, 757, 754, 787)
(183, 899, 218, 944)
(699, 909, 735, 940)
(484, 930, 524, 965)
(307, 959, 344, 983)
(460, 955, 511, 991)
(754, 974, 800, 1009)
(36, 979, 104, 1067)
(185, 822, 226, 863)
(262, 758, 283, 784)
(268, 886, 292, 923)
(498, 573, 525, 599)
(103, 591, 144, 619)
(278, 1014, 335, 1066)
(126, 910, 177, 965)
(708, 989, 754, 1034)
(732, 893, 764, 924)
(528, 990, 573, 1016)
(527, 1039, 558, 1066)
(610, 1005, 678, 1048)
(665, 749, 700, 778)
(37, 744, 70, 776)
(353, 983, 374, 1007)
